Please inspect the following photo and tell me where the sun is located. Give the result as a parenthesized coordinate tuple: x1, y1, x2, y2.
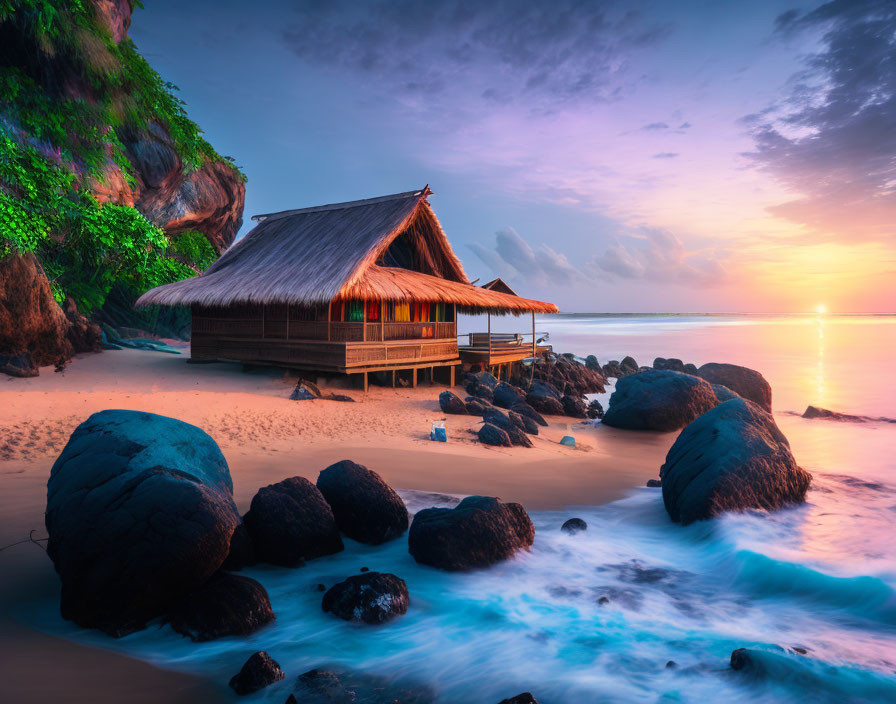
(816, 304, 827, 315)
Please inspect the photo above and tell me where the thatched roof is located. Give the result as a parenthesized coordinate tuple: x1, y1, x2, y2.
(137, 187, 557, 315)
(481, 278, 518, 295)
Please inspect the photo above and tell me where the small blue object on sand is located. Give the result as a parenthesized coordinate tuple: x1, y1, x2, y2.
(560, 435, 576, 448)
(430, 421, 447, 442)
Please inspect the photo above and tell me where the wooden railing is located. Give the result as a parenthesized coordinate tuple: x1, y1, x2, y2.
(193, 317, 456, 343)
(458, 331, 548, 350)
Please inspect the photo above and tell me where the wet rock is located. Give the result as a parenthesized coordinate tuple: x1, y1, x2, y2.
(710, 383, 740, 403)
(316, 460, 408, 545)
(602, 370, 720, 431)
(221, 521, 257, 571)
(499, 695, 539, 704)
(653, 357, 685, 372)
(478, 422, 513, 447)
(730, 647, 753, 670)
(586, 399, 604, 420)
(665, 660, 677, 669)
(165, 572, 274, 642)
(409, 496, 535, 570)
(483, 409, 533, 447)
(510, 410, 539, 435)
(585, 354, 601, 371)
(229, 651, 285, 696)
(696, 363, 772, 412)
(286, 668, 435, 704)
(561, 518, 587, 534)
(321, 572, 409, 624)
(646, 479, 662, 488)
(439, 390, 468, 414)
(561, 394, 588, 418)
(660, 399, 812, 524)
(493, 381, 526, 409)
(621, 356, 639, 372)
(244, 477, 344, 566)
(683, 363, 698, 375)
(801, 405, 866, 422)
(45, 410, 240, 636)
(464, 396, 495, 416)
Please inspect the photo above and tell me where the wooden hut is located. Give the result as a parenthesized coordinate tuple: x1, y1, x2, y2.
(136, 187, 557, 389)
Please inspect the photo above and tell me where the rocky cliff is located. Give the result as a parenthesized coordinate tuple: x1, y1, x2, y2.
(0, 0, 245, 374)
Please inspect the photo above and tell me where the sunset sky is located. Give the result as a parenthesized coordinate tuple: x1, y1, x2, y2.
(131, 0, 895, 313)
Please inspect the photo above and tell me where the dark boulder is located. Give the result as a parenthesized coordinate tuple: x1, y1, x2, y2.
(469, 371, 498, 389)
(602, 360, 624, 378)
(646, 479, 662, 488)
(511, 401, 548, 427)
(483, 409, 533, 447)
(0, 253, 100, 375)
(62, 297, 102, 355)
(510, 410, 539, 435)
(439, 390, 468, 415)
(683, 363, 698, 375)
(499, 695, 540, 704)
(586, 400, 604, 420)
(466, 380, 495, 402)
(621, 356, 639, 372)
(221, 521, 257, 571)
(801, 405, 866, 422)
(229, 651, 285, 696)
(529, 379, 562, 401)
(286, 668, 435, 704)
(602, 370, 720, 432)
(561, 395, 587, 418)
(585, 355, 601, 371)
(478, 422, 513, 447)
(561, 518, 587, 534)
(711, 383, 740, 403)
(0, 352, 38, 377)
(526, 393, 565, 416)
(493, 381, 526, 409)
(653, 357, 685, 372)
(408, 496, 535, 570)
(696, 363, 772, 412)
(321, 572, 409, 624)
(316, 460, 409, 545)
(244, 477, 344, 566)
(464, 396, 494, 416)
(165, 572, 274, 642)
(660, 399, 812, 524)
(45, 410, 240, 636)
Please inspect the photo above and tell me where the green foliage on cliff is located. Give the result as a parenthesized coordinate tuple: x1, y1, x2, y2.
(0, 129, 197, 310)
(0, 0, 243, 313)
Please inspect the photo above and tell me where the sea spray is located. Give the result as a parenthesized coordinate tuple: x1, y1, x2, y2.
(25, 486, 896, 703)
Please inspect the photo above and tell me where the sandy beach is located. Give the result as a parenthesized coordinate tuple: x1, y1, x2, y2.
(0, 347, 670, 703)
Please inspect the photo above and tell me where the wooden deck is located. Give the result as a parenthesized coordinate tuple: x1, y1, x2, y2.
(458, 332, 551, 370)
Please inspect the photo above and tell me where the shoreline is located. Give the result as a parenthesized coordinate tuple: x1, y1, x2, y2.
(0, 349, 672, 703)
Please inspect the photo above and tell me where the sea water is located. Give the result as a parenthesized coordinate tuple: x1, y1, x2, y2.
(31, 315, 896, 703)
